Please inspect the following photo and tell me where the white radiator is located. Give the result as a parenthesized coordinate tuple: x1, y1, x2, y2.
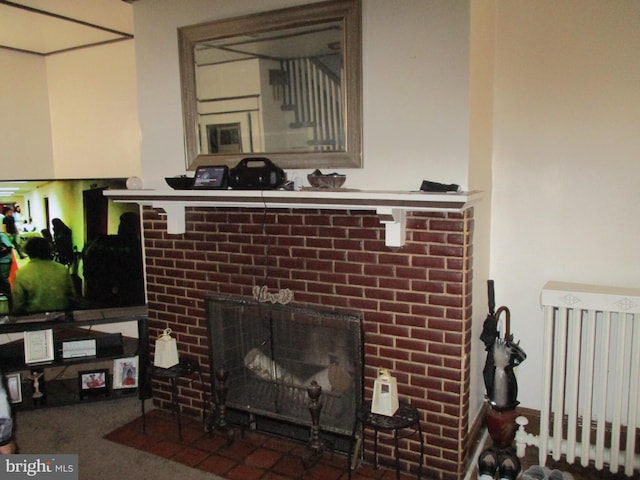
(527, 281, 640, 476)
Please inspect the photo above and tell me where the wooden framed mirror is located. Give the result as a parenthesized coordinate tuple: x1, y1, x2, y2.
(178, 0, 362, 171)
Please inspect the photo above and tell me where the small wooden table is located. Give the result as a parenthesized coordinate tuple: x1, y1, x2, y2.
(348, 401, 424, 479)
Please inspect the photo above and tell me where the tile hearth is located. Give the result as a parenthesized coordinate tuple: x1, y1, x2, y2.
(105, 408, 417, 480)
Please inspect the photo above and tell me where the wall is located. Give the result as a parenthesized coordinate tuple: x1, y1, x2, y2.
(468, 0, 496, 420)
(132, 0, 472, 190)
(358, 0, 471, 189)
(0, 50, 54, 178)
(46, 41, 141, 179)
(491, 0, 640, 410)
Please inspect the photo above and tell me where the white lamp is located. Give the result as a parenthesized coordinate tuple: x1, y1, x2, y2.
(371, 368, 399, 416)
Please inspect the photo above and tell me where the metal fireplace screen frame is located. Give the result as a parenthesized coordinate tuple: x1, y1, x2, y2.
(206, 293, 363, 436)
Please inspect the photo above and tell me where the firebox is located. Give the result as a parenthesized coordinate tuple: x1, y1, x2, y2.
(206, 293, 363, 449)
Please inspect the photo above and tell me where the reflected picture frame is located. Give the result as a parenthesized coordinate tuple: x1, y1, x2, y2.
(113, 356, 138, 389)
(206, 123, 242, 154)
(5, 373, 22, 404)
(24, 329, 54, 364)
(78, 369, 109, 399)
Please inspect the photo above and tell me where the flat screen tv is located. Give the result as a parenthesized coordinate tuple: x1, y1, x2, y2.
(0, 178, 145, 317)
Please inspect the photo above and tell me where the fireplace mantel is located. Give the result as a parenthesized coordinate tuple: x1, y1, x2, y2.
(105, 189, 481, 247)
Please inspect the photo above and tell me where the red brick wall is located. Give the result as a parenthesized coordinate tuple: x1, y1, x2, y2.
(142, 206, 474, 480)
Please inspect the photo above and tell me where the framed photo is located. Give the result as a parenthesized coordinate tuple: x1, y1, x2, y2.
(5, 373, 22, 404)
(24, 329, 54, 364)
(62, 338, 97, 359)
(78, 369, 109, 399)
(113, 356, 138, 389)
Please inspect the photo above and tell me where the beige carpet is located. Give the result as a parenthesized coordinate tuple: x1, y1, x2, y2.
(12, 396, 223, 480)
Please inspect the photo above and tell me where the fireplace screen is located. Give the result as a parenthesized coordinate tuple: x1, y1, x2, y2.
(206, 294, 363, 437)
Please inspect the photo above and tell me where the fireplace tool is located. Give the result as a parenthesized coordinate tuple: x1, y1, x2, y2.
(206, 366, 235, 446)
(302, 380, 333, 469)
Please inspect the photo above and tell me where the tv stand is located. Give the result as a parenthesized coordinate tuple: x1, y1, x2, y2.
(0, 306, 149, 410)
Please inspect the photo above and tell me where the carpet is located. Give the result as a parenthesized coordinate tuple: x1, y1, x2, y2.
(13, 396, 220, 480)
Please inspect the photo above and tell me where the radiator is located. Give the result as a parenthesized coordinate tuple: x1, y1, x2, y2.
(524, 281, 640, 476)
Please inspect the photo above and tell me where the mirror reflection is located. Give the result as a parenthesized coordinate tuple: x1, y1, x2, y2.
(195, 21, 344, 155)
(0, 179, 145, 317)
(179, 0, 362, 171)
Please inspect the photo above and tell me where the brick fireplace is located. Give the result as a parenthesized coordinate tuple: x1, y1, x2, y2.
(141, 204, 475, 480)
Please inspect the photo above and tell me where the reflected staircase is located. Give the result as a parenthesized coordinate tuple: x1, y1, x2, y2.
(274, 58, 343, 151)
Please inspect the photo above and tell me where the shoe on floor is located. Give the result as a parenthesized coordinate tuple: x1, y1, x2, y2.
(498, 452, 521, 480)
(477, 448, 499, 479)
(523, 465, 548, 480)
(548, 470, 566, 480)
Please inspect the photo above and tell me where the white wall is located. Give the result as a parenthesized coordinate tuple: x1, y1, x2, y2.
(491, 0, 640, 410)
(47, 41, 140, 179)
(132, 0, 472, 191)
(0, 50, 55, 178)
(468, 0, 497, 423)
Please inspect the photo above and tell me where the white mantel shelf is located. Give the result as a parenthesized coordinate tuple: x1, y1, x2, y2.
(105, 189, 482, 247)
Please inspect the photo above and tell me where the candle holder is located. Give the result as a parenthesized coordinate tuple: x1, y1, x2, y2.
(302, 380, 327, 469)
(206, 367, 234, 445)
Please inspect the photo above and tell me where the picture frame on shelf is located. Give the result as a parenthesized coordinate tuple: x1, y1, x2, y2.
(5, 373, 22, 404)
(78, 369, 109, 399)
(206, 123, 242, 154)
(113, 356, 138, 389)
(24, 329, 54, 364)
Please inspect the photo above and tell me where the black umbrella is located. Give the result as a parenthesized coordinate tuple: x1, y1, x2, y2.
(479, 280, 526, 410)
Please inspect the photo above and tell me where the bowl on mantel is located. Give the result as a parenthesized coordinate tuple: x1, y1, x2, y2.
(307, 170, 346, 189)
(165, 176, 194, 190)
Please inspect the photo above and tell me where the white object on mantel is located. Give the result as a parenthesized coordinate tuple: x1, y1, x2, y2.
(371, 368, 399, 416)
(104, 189, 482, 247)
(126, 176, 143, 189)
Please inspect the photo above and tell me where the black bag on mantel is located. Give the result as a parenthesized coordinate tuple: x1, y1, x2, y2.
(229, 157, 286, 190)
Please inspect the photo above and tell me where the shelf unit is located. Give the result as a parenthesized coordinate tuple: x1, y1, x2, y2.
(0, 306, 149, 409)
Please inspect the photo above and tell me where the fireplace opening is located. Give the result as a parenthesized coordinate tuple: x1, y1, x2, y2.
(206, 294, 363, 450)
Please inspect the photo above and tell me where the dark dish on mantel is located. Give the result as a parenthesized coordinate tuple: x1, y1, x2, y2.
(307, 169, 347, 189)
(165, 175, 194, 190)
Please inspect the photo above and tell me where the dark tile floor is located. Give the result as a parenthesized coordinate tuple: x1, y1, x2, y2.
(104, 409, 416, 480)
(106, 409, 640, 480)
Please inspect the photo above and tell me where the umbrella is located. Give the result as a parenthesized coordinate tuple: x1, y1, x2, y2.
(479, 280, 526, 410)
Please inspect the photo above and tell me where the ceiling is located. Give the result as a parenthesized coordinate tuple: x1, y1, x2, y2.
(0, 0, 133, 55)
